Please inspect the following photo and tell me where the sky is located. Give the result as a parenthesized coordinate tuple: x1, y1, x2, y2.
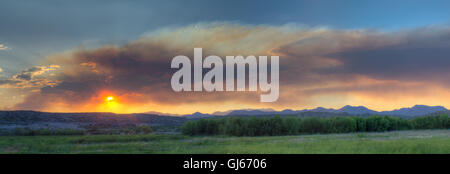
(1, 0, 450, 114)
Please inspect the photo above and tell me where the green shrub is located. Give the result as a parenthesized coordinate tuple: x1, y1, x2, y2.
(412, 114, 449, 129)
(181, 114, 449, 136)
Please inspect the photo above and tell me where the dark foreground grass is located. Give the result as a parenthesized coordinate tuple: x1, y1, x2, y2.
(0, 130, 448, 154)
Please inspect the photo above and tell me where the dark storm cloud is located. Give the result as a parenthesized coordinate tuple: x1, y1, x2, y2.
(321, 27, 450, 84)
(11, 23, 450, 111)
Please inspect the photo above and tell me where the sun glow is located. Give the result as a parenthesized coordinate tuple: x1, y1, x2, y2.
(106, 96, 114, 102)
(93, 93, 124, 112)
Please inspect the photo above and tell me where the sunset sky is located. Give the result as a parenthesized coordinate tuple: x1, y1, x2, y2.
(1, 0, 450, 114)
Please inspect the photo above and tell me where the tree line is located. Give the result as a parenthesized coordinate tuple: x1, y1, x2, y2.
(181, 115, 449, 136)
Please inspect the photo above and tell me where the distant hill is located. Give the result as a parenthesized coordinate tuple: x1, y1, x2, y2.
(183, 112, 214, 118)
(337, 105, 379, 115)
(212, 108, 276, 116)
(0, 111, 187, 126)
(380, 105, 448, 116)
(144, 111, 180, 117)
(0, 110, 188, 135)
(179, 105, 448, 118)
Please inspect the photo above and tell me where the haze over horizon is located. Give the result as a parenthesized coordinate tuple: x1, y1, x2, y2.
(2, 0, 450, 114)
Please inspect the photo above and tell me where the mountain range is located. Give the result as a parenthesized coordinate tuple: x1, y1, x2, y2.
(180, 105, 448, 118)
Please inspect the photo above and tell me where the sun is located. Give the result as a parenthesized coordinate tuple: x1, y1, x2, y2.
(106, 96, 114, 102)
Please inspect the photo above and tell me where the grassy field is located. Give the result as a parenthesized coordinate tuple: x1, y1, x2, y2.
(0, 129, 448, 154)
